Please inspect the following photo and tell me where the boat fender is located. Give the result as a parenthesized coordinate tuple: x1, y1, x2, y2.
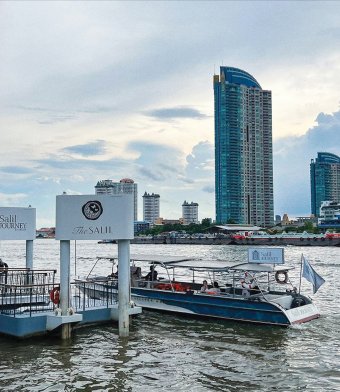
(67, 307, 74, 315)
(54, 308, 62, 316)
(129, 301, 135, 308)
(50, 287, 60, 305)
(275, 271, 288, 284)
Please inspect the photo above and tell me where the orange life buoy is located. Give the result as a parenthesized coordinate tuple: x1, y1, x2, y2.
(50, 287, 60, 304)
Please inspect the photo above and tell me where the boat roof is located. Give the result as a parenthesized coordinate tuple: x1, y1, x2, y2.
(97, 255, 195, 263)
(162, 259, 236, 271)
(96, 255, 294, 272)
(229, 263, 295, 272)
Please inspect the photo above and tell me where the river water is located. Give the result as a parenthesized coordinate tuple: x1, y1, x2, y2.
(0, 240, 339, 392)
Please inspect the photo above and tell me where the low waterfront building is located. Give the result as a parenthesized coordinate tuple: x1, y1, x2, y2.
(318, 201, 340, 229)
(182, 201, 199, 225)
(134, 221, 150, 234)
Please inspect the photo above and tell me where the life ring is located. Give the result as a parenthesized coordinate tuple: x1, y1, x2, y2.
(275, 271, 288, 284)
(50, 287, 60, 304)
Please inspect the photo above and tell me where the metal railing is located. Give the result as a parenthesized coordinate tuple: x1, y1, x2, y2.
(1, 270, 121, 317)
(0, 269, 57, 316)
(71, 279, 118, 312)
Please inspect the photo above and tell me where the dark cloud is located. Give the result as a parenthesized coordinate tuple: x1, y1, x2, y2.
(274, 109, 340, 215)
(202, 185, 214, 193)
(145, 106, 208, 121)
(0, 166, 33, 174)
(137, 167, 166, 182)
(128, 141, 184, 182)
(63, 140, 107, 157)
(186, 141, 214, 178)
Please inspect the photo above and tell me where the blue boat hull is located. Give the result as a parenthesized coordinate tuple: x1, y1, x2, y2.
(131, 288, 291, 326)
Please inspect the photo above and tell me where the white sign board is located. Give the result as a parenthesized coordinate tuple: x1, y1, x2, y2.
(55, 194, 134, 240)
(0, 207, 36, 240)
(248, 248, 284, 264)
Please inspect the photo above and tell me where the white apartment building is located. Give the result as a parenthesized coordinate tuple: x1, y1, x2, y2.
(318, 200, 340, 226)
(143, 192, 160, 224)
(182, 201, 199, 225)
(95, 178, 138, 221)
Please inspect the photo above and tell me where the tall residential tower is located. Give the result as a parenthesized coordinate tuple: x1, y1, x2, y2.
(310, 152, 340, 216)
(143, 192, 160, 224)
(214, 66, 274, 227)
(95, 178, 138, 221)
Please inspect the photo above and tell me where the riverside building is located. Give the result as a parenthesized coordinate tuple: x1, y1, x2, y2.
(95, 178, 138, 221)
(142, 192, 160, 224)
(213, 66, 274, 227)
(310, 152, 340, 217)
(182, 201, 199, 225)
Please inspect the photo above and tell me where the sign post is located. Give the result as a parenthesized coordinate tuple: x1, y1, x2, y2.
(0, 207, 36, 269)
(56, 194, 134, 338)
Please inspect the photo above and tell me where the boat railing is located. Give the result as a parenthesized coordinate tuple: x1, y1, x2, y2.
(71, 280, 118, 311)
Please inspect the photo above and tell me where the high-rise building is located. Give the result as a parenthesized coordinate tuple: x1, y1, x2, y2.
(310, 152, 340, 216)
(214, 66, 274, 227)
(143, 192, 160, 224)
(182, 201, 199, 224)
(95, 178, 138, 220)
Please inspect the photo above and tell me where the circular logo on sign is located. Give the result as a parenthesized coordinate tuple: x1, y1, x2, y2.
(82, 200, 103, 220)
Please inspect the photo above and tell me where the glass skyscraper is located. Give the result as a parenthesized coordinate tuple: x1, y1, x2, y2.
(214, 66, 274, 226)
(310, 152, 340, 216)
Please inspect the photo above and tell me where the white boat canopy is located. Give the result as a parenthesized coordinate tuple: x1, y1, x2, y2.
(162, 259, 236, 271)
(229, 262, 295, 272)
(97, 255, 196, 264)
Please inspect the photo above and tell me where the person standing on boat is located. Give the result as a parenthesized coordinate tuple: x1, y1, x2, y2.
(200, 280, 209, 292)
(240, 271, 257, 297)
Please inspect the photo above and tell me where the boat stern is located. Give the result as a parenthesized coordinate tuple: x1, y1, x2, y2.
(285, 303, 320, 324)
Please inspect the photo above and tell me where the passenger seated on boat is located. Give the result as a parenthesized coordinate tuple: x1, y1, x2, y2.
(206, 281, 220, 295)
(144, 265, 158, 281)
(200, 280, 209, 292)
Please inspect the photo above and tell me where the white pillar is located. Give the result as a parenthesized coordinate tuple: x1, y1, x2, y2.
(60, 240, 71, 339)
(26, 240, 34, 270)
(118, 239, 130, 337)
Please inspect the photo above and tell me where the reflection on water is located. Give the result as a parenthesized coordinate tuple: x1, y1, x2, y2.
(0, 241, 339, 391)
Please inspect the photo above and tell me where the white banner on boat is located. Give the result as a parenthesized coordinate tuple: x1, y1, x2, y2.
(55, 194, 134, 240)
(248, 248, 284, 264)
(0, 207, 36, 240)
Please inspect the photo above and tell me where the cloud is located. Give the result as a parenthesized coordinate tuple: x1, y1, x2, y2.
(0, 166, 33, 174)
(0, 192, 28, 205)
(274, 109, 340, 216)
(145, 106, 208, 121)
(63, 140, 108, 157)
(202, 185, 214, 193)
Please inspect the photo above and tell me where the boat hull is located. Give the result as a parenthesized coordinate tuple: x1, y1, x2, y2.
(78, 284, 320, 326)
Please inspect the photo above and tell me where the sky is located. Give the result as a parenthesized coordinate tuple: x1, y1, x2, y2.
(1, 1, 340, 227)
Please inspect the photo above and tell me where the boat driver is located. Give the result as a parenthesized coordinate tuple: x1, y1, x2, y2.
(0, 258, 8, 273)
(144, 265, 158, 281)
